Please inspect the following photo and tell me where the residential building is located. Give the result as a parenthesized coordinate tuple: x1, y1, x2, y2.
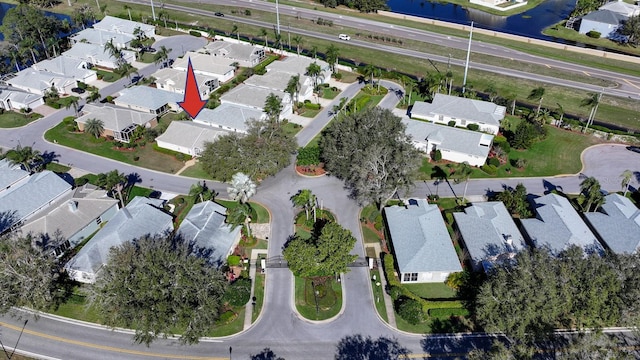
(0, 171, 73, 234)
(31, 56, 97, 84)
(63, 42, 136, 70)
(75, 104, 158, 143)
(578, 10, 627, 38)
(384, 199, 462, 283)
(244, 70, 314, 101)
(0, 88, 44, 111)
(20, 185, 119, 256)
(172, 52, 235, 83)
(92, 15, 155, 38)
(453, 202, 527, 272)
(220, 84, 292, 119)
(177, 201, 242, 267)
(584, 193, 640, 254)
(64, 196, 173, 283)
(410, 94, 505, 135)
(7, 69, 76, 96)
(70, 28, 134, 49)
(156, 121, 231, 156)
(192, 103, 264, 134)
(266, 56, 331, 85)
(520, 193, 604, 256)
(0, 159, 29, 195)
(113, 86, 183, 115)
(403, 118, 493, 166)
(204, 41, 265, 67)
(152, 67, 219, 97)
(599, 0, 640, 17)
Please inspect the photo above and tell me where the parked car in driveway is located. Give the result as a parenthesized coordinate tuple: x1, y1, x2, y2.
(71, 87, 85, 94)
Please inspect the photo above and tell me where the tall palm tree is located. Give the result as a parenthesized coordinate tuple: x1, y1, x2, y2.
(260, 28, 268, 48)
(292, 35, 303, 55)
(445, 70, 454, 95)
(621, 169, 633, 197)
(404, 77, 416, 106)
(97, 170, 127, 207)
(527, 86, 545, 118)
(579, 176, 604, 212)
(362, 64, 376, 85)
(506, 92, 517, 116)
(189, 181, 214, 203)
(306, 62, 322, 94)
(153, 46, 172, 68)
(555, 103, 565, 127)
(103, 39, 122, 66)
(290, 189, 317, 221)
(264, 93, 283, 122)
(232, 24, 239, 41)
(286, 75, 301, 109)
(227, 172, 257, 204)
(325, 44, 339, 74)
(226, 202, 252, 237)
(6, 145, 43, 173)
(65, 97, 80, 117)
(310, 45, 318, 59)
(453, 162, 473, 204)
(581, 91, 602, 133)
(124, 4, 132, 21)
(84, 118, 105, 139)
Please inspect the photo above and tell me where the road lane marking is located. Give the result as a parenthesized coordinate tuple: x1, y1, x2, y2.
(623, 78, 640, 90)
(583, 71, 591, 76)
(546, 64, 551, 68)
(0, 321, 226, 360)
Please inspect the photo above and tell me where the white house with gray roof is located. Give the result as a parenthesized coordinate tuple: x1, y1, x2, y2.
(0, 88, 44, 111)
(410, 94, 505, 135)
(151, 68, 219, 97)
(266, 56, 331, 86)
(32, 56, 97, 84)
(453, 202, 527, 272)
(7, 69, 76, 96)
(63, 42, 136, 70)
(70, 28, 134, 49)
(600, 0, 640, 17)
(220, 84, 292, 119)
(114, 86, 182, 115)
(192, 103, 264, 134)
(20, 185, 119, 257)
(384, 199, 462, 283)
(92, 15, 155, 38)
(64, 196, 173, 284)
(205, 41, 265, 67)
(156, 121, 231, 156)
(177, 201, 241, 267)
(0, 171, 72, 234)
(584, 194, 640, 254)
(75, 104, 158, 143)
(172, 52, 235, 83)
(579, 10, 628, 38)
(520, 193, 604, 256)
(0, 159, 29, 195)
(403, 118, 493, 166)
(244, 70, 314, 101)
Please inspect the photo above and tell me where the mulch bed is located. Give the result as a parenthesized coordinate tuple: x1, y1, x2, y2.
(296, 164, 326, 176)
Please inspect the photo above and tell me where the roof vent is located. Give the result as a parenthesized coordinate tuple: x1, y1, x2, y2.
(68, 200, 78, 212)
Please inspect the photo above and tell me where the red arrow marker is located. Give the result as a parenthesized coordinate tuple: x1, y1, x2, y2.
(178, 57, 207, 119)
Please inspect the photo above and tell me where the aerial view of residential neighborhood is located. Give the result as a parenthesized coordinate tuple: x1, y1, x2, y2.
(1, 0, 640, 357)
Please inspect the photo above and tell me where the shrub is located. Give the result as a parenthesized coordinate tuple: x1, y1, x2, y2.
(389, 286, 402, 300)
(432, 149, 442, 162)
(189, 30, 202, 37)
(466, 123, 479, 131)
(586, 30, 601, 39)
(396, 297, 424, 325)
(227, 255, 241, 266)
(297, 146, 321, 166)
(481, 164, 498, 175)
(374, 214, 383, 231)
(133, 156, 140, 161)
(244, 9, 251, 15)
(304, 102, 321, 110)
(74, 177, 89, 187)
(216, 83, 232, 95)
(447, 120, 456, 127)
(218, 310, 236, 324)
(223, 277, 251, 306)
(487, 157, 500, 167)
(428, 308, 469, 318)
(332, 72, 342, 80)
(105, 95, 114, 103)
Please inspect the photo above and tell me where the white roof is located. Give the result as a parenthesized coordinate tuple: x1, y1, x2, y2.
(266, 56, 330, 75)
(204, 41, 263, 62)
(75, 104, 156, 132)
(32, 56, 95, 80)
(403, 119, 493, 158)
(220, 84, 289, 110)
(152, 67, 218, 93)
(64, 196, 173, 276)
(193, 103, 263, 133)
(71, 28, 134, 46)
(156, 121, 231, 151)
(411, 94, 505, 128)
(92, 15, 154, 36)
(8, 69, 76, 93)
(0, 89, 43, 107)
(63, 42, 122, 64)
(244, 70, 310, 92)
(115, 86, 182, 111)
(172, 52, 235, 77)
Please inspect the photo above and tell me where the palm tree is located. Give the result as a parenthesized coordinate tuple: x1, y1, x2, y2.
(158, 10, 168, 28)
(445, 70, 454, 95)
(290, 189, 316, 221)
(153, 46, 172, 68)
(286, 75, 301, 109)
(404, 77, 416, 106)
(189, 181, 214, 203)
(103, 39, 122, 67)
(579, 176, 605, 212)
(84, 118, 105, 139)
(264, 93, 283, 122)
(362, 64, 376, 85)
(484, 82, 498, 102)
(227, 172, 257, 204)
(581, 91, 602, 133)
(6, 145, 43, 173)
(65, 97, 80, 117)
(506, 92, 517, 116)
(621, 169, 633, 197)
(232, 24, 239, 41)
(260, 28, 268, 48)
(226, 202, 252, 237)
(292, 35, 303, 55)
(124, 4, 132, 21)
(555, 103, 565, 127)
(97, 170, 127, 208)
(527, 86, 545, 118)
(310, 45, 318, 59)
(325, 44, 339, 74)
(306, 62, 322, 94)
(452, 162, 473, 204)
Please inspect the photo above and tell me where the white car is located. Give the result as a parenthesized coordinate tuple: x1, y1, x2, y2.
(338, 34, 351, 41)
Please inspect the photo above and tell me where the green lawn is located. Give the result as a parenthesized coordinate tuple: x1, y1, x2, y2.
(209, 307, 245, 337)
(127, 185, 155, 202)
(403, 283, 458, 300)
(44, 122, 186, 173)
(179, 161, 213, 179)
(299, 107, 322, 118)
(0, 111, 42, 128)
(215, 199, 270, 224)
(252, 272, 265, 322)
(294, 276, 342, 321)
(362, 226, 381, 244)
(45, 162, 71, 173)
(96, 69, 122, 82)
(50, 292, 102, 324)
(322, 87, 340, 99)
(282, 121, 303, 136)
(370, 267, 388, 323)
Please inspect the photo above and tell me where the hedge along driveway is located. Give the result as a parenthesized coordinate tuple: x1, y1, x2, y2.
(44, 120, 186, 173)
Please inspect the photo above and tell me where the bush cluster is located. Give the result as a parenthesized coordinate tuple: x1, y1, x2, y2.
(296, 146, 321, 166)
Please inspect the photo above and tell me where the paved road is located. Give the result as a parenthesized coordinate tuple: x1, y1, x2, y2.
(121, 0, 640, 100)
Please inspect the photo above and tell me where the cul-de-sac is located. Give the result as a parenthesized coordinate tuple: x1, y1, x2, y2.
(1, 0, 640, 358)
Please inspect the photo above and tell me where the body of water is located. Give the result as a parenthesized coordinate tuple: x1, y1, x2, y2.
(387, 0, 577, 41)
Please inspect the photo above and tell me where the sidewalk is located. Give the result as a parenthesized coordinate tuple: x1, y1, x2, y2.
(244, 248, 268, 330)
(366, 242, 397, 328)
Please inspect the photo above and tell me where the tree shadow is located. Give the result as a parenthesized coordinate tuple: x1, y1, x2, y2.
(335, 334, 409, 360)
(40, 150, 60, 168)
(542, 179, 563, 195)
(0, 210, 18, 234)
(250, 348, 284, 360)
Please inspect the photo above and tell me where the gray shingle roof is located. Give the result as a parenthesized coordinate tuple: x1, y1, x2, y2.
(520, 193, 604, 256)
(115, 86, 183, 111)
(70, 28, 134, 46)
(582, 9, 627, 24)
(64, 196, 173, 276)
(0, 159, 29, 193)
(244, 70, 309, 92)
(193, 103, 264, 133)
(584, 194, 640, 254)
(384, 199, 462, 273)
(411, 94, 505, 128)
(220, 84, 289, 110)
(453, 202, 526, 270)
(266, 56, 330, 75)
(92, 15, 154, 36)
(177, 201, 241, 267)
(0, 171, 72, 233)
(172, 52, 235, 77)
(402, 118, 493, 158)
(156, 121, 230, 151)
(599, 1, 639, 16)
(204, 41, 262, 62)
(32, 56, 95, 81)
(75, 104, 156, 132)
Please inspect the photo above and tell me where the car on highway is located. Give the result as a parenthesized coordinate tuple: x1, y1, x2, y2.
(338, 34, 351, 41)
(214, 12, 224, 17)
(71, 87, 85, 94)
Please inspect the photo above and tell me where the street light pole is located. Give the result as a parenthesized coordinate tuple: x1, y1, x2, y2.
(462, 21, 473, 94)
(275, 0, 281, 36)
(150, 0, 157, 21)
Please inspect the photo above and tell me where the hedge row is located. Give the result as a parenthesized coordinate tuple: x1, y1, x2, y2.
(152, 143, 193, 161)
(428, 307, 468, 318)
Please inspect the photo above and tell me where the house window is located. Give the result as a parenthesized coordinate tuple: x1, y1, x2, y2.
(403, 273, 418, 282)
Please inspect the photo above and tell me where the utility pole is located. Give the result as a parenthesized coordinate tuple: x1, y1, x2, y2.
(275, 0, 281, 36)
(0, 320, 28, 359)
(150, 0, 157, 21)
(462, 21, 473, 94)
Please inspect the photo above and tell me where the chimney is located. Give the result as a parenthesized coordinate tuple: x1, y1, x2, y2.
(68, 200, 78, 212)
